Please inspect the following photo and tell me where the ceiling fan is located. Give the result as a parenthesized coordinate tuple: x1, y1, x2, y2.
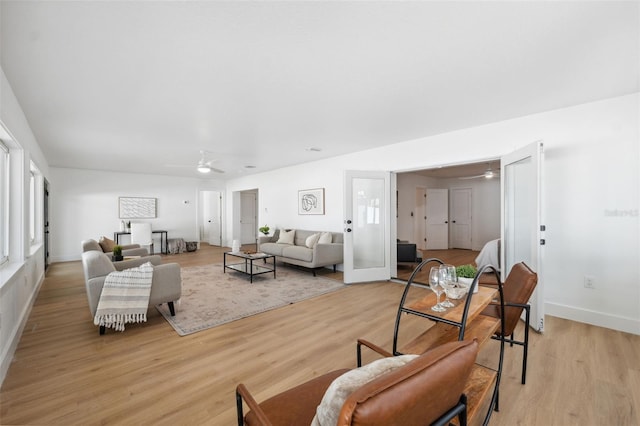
(458, 167, 500, 180)
(165, 150, 225, 174)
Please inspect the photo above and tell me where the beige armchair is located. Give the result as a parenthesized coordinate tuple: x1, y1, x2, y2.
(81, 250, 182, 334)
(82, 238, 149, 257)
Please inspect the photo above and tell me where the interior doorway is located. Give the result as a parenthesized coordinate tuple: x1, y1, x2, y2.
(395, 159, 501, 272)
(451, 188, 472, 249)
(43, 178, 49, 269)
(199, 190, 223, 246)
(240, 190, 258, 245)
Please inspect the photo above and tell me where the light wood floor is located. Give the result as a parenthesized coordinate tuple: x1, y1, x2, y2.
(1, 244, 639, 425)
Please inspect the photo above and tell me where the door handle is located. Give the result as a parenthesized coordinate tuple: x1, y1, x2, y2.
(444, 221, 448, 224)
(452, 220, 456, 223)
(346, 228, 352, 232)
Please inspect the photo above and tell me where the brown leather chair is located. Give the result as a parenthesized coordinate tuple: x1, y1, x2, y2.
(481, 262, 538, 384)
(236, 339, 479, 426)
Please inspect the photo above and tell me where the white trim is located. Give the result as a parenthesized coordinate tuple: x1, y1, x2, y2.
(546, 302, 640, 336)
(0, 268, 45, 385)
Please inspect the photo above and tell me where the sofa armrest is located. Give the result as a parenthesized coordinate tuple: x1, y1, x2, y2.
(86, 276, 107, 316)
(121, 247, 150, 257)
(258, 235, 273, 247)
(314, 243, 343, 266)
(113, 255, 163, 271)
(149, 263, 182, 303)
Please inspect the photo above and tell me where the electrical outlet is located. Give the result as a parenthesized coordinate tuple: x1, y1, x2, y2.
(584, 275, 595, 289)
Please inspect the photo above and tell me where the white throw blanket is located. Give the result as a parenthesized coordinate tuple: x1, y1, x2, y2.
(475, 239, 500, 270)
(94, 262, 154, 331)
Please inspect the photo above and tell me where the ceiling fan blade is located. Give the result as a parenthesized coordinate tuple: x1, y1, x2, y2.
(210, 167, 225, 173)
(458, 174, 485, 180)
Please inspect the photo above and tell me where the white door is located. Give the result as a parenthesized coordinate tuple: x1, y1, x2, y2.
(207, 191, 222, 246)
(451, 188, 472, 249)
(501, 141, 544, 332)
(343, 171, 391, 284)
(414, 188, 426, 249)
(425, 188, 448, 249)
(240, 192, 257, 245)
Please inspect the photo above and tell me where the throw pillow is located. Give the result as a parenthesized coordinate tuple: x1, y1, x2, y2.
(311, 354, 418, 426)
(305, 233, 320, 248)
(276, 229, 295, 244)
(99, 236, 116, 253)
(317, 232, 332, 244)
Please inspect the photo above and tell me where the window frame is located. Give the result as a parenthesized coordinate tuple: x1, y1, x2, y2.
(0, 140, 9, 265)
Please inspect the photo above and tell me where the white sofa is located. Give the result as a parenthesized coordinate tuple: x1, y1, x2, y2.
(258, 229, 343, 275)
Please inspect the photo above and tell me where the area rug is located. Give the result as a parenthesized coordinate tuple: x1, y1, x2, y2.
(155, 263, 346, 336)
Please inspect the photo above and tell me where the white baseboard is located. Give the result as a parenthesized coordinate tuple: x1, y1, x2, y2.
(50, 254, 80, 263)
(0, 270, 45, 386)
(546, 302, 640, 335)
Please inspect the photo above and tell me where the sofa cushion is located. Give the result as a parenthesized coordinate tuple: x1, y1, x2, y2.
(311, 355, 418, 426)
(277, 229, 295, 244)
(259, 242, 287, 256)
(318, 232, 332, 244)
(305, 233, 320, 248)
(282, 245, 313, 262)
(99, 236, 116, 253)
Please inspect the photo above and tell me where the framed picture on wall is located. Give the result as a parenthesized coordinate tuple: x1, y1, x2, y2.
(119, 197, 157, 219)
(298, 188, 325, 215)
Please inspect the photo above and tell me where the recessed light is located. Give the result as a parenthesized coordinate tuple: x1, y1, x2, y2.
(244, 165, 256, 169)
(305, 147, 322, 152)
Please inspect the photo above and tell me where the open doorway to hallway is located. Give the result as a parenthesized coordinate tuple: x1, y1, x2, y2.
(240, 189, 258, 245)
(394, 160, 501, 278)
(199, 190, 223, 246)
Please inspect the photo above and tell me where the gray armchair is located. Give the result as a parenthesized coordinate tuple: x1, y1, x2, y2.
(82, 238, 149, 257)
(81, 250, 182, 334)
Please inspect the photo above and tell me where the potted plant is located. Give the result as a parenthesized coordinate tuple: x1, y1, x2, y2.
(455, 264, 477, 288)
(112, 245, 124, 261)
(258, 225, 270, 235)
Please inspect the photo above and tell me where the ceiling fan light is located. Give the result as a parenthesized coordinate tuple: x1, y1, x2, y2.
(197, 164, 211, 173)
(484, 170, 494, 178)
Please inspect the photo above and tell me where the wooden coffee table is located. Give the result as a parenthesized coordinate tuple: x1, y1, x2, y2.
(223, 252, 276, 283)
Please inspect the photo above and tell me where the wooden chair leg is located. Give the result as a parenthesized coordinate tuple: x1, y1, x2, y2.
(99, 325, 106, 335)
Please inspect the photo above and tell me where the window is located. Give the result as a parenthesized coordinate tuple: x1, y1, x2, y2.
(29, 169, 35, 243)
(0, 140, 8, 264)
(29, 161, 42, 246)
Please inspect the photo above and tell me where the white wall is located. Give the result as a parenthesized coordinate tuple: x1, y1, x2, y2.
(396, 172, 500, 250)
(49, 168, 225, 262)
(225, 93, 639, 335)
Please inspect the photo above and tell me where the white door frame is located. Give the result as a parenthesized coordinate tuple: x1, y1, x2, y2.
(501, 141, 545, 332)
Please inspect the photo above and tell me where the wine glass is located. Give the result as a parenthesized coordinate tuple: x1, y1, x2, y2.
(429, 267, 446, 312)
(438, 264, 457, 308)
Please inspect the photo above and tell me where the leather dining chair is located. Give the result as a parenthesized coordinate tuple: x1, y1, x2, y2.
(236, 339, 479, 426)
(480, 262, 538, 384)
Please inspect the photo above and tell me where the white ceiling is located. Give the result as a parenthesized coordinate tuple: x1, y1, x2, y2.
(1, 1, 638, 180)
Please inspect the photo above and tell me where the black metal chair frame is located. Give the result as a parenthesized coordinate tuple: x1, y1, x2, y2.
(490, 300, 531, 385)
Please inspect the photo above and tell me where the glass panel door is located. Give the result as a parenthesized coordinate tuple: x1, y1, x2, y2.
(344, 171, 391, 283)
